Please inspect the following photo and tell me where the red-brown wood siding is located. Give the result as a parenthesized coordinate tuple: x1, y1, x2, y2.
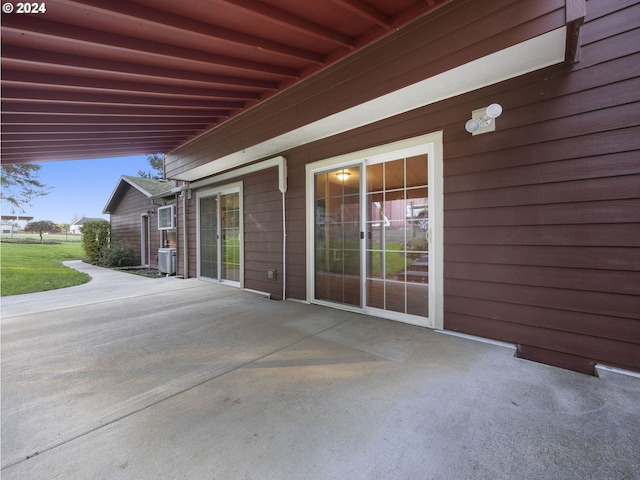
(244, 169, 284, 299)
(166, 0, 640, 373)
(182, 167, 284, 299)
(109, 186, 161, 268)
(441, 0, 640, 373)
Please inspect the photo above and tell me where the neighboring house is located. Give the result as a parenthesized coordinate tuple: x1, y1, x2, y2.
(1, 215, 32, 234)
(70, 216, 104, 235)
(103, 176, 175, 268)
(158, 2, 639, 374)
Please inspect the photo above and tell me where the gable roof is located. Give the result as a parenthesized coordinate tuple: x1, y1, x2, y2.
(103, 176, 175, 214)
(71, 216, 104, 226)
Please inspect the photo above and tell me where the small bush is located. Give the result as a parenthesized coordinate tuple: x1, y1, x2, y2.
(99, 242, 135, 268)
(80, 220, 110, 262)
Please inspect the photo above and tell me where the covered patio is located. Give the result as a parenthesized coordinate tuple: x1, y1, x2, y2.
(2, 262, 638, 479)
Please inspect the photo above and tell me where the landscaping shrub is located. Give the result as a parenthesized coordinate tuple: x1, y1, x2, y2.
(99, 242, 135, 268)
(80, 220, 110, 262)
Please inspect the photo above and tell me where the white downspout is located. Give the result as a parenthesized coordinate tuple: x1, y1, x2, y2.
(182, 189, 188, 278)
(171, 183, 190, 278)
(278, 158, 288, 300)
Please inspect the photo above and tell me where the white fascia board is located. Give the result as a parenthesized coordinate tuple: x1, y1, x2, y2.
(174, 27, 567, 182)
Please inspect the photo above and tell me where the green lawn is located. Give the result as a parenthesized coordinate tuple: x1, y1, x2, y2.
(1, 241, 91, 296)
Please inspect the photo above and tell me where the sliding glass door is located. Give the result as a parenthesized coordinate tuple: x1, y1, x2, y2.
(309, 137, 439, 328)
(198, 184, 242, 285)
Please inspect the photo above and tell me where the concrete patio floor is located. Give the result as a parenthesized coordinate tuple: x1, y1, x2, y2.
(2, 261, 638, 479)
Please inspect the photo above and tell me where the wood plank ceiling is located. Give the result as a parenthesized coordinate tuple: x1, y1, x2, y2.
(1, 0, 449, 164)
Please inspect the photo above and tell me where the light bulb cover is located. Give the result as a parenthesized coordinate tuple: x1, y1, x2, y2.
(465, 118, 480, 133)
(486, 103, 503, 119)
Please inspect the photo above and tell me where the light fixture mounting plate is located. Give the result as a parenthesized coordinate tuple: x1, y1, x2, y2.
(470, 107, 496, 135)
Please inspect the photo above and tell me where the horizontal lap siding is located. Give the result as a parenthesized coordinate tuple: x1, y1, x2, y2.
(443, 0, 640, 372)
(184, 168, 284, 299)
(243, 169, 284, 299)
(109, 187, 156, 267)
(284, 159, 307, 300)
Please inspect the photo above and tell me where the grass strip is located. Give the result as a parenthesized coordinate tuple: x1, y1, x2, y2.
(1, 242, 91, 296)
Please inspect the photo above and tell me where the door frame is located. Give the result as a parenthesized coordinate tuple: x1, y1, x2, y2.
(305, 132, 443, 329)
(196, 181, 244, 287)
(140, 213, 151, 267)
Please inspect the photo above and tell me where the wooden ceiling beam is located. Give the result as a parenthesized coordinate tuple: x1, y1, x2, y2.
(58, 0, 324, 64)
(2, 113, 216, 126)
(2, 140, 180, 152)
(330, 0, 391, 29)
(1, 124, 202, 134)
(2, 132, 189, 143)
(1, 88, 252, 108)
(2, 103, 232, 118)
(1, 45, 277, 93)
(1, 145, 179, 163)
(2, 70, 258, 102)
(2, 16, 300, 78)
(217, 0, 356, 48)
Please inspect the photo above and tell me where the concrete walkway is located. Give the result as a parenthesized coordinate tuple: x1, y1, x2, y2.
(2, 261, 638, 479)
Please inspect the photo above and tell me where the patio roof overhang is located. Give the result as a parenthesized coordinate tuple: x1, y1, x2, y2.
(1, 0, 452, 164)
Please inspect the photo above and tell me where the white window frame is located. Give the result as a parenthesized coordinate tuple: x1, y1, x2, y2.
(157, 204, 176, 230)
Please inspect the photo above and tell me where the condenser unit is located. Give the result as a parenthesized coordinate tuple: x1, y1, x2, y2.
(158, 248, 176, 275)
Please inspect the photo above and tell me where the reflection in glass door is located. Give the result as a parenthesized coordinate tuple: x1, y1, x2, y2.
(198, 188, 241, 284)
(220, 192, 240, 282)
(314, 166, 361, 307)
(200, 195, 218, 278)
(312, 154, 430, 323)
(366, 155, 429, 318)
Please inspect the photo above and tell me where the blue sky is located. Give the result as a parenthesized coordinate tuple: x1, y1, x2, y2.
(2, 155, 154, 225)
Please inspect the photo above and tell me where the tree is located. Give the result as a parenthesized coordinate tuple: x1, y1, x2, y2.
(137, 153, 164, 179)
(24, 220, 60, 243)
(1, 164, 52, 213)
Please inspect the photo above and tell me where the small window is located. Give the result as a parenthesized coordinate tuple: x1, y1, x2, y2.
(158, 204, 175, 230)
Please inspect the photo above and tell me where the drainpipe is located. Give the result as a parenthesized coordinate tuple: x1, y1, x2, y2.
(171, 183, 190, 278)
(182, 189, 189, 278)
(278, 158, 288, 300)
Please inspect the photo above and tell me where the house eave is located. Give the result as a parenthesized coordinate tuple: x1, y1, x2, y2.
(169, 26, 569, 182)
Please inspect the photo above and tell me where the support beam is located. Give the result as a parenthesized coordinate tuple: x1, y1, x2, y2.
(218, 0, 355, 48)
(59, 0, 324, 64)
(331, 0, 391, 29)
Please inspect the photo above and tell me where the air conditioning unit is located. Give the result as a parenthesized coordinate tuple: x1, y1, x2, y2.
(158, 248, 176, 275)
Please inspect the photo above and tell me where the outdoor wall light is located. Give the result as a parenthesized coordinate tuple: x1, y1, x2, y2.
(336, 171, 351, 181)
(147, 209, 156, 216)
(465, 103, 503, 135)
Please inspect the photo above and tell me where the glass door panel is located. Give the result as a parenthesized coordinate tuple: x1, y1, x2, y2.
(199, 195, 218, 279)
(199, 190, 241, 284)
(314, 166, 361, 307)
(365, 154, 429, 317)
(221, 192, 240, 282)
